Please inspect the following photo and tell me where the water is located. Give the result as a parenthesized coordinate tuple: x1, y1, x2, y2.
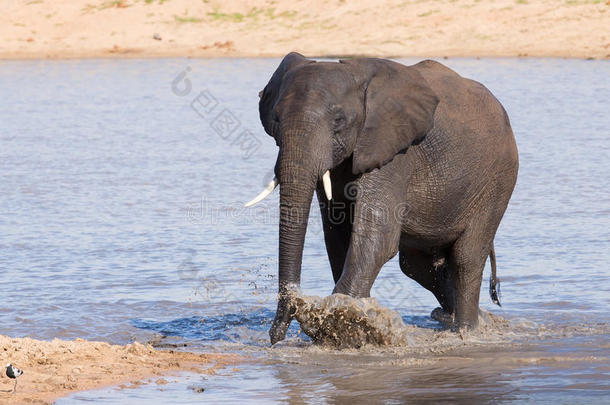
(0, 57, 608, 403)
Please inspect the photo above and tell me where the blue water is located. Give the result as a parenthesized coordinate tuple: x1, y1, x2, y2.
(0, 57, 609, 403)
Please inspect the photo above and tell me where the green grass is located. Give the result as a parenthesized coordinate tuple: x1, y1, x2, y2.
(207, 10, 246, 22)
(417, 9, 439, 17)
(207, 6, 296, 23)
(81, 4, 96, 13)
(565, 0, 602, 4)
(99, 1, 129, 10)
(174, 14, 202, 23)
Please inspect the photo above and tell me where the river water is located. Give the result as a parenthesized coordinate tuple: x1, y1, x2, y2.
(0, 57, 608, 403)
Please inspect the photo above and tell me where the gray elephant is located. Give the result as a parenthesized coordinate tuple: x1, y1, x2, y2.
(245, 53, 518, 344)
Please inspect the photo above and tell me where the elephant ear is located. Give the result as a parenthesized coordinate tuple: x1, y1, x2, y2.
(341, 59, 439, 174)
(259, 52, 314, 140)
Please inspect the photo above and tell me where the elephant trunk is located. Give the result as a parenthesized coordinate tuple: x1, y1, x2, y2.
(269, 123, 327, 345)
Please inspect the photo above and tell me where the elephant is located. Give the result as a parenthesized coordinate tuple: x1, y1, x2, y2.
(245, 52, 518, 344)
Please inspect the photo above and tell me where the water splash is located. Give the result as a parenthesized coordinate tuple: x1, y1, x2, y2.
(290, 292, 535, 350)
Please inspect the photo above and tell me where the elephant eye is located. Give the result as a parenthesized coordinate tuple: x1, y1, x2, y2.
(333, 110, 346, 131)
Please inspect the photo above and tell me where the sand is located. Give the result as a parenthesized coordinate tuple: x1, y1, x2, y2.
(0, 0, 608, 60)
(0, 335, 235, 404)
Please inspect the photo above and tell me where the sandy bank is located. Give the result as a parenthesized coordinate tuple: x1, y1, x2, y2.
(0, 0, 608, 60)
(0, 335, 234, 404)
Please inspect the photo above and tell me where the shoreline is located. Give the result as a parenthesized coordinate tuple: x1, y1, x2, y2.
(1, 0, 608, 61)
(0, 52, 606, 61)
(0, 335, 236, 405)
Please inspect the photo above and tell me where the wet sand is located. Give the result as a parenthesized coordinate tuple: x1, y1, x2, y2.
(0, 335, 235, 404)
(1, 0, 608, 60)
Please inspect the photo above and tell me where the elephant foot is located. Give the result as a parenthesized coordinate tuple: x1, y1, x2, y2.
(432, 307, 494, 331)
(431, 307, 454, 327)
(269, 286, 300, 345)
(269, 313, 291, 345)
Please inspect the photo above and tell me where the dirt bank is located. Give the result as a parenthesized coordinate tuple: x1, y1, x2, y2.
(0, 0, 608, 60)
(0, 335, 234, 404)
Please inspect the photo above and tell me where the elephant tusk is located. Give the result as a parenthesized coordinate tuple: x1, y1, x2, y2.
(244, 177, 279, 207)
(322, 170, 332, 201)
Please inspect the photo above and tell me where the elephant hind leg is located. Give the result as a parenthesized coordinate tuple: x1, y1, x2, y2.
(398, 247, 454, 316)
(449, 225, 497, 330)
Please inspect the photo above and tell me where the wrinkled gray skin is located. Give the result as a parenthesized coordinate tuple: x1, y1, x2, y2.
(259, 52, 518, 345)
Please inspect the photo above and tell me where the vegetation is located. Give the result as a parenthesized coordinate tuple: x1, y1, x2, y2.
(174, 14, 203, 23)
(207, 7, 297, 23)
(417, 9, 439, 17)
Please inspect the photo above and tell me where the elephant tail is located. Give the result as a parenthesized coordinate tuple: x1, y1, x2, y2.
(489, 242, 501, 307)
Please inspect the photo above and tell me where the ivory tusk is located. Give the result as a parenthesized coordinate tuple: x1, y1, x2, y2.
(244, 177, 279, 207)
(322, 170, 332, 201)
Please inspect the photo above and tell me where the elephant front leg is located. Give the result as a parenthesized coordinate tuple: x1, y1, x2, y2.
(316, 185, 353, 284)
(333, 197, 402, 298)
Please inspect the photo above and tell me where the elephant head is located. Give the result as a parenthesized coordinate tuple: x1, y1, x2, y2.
(247, 52, 439, 344)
